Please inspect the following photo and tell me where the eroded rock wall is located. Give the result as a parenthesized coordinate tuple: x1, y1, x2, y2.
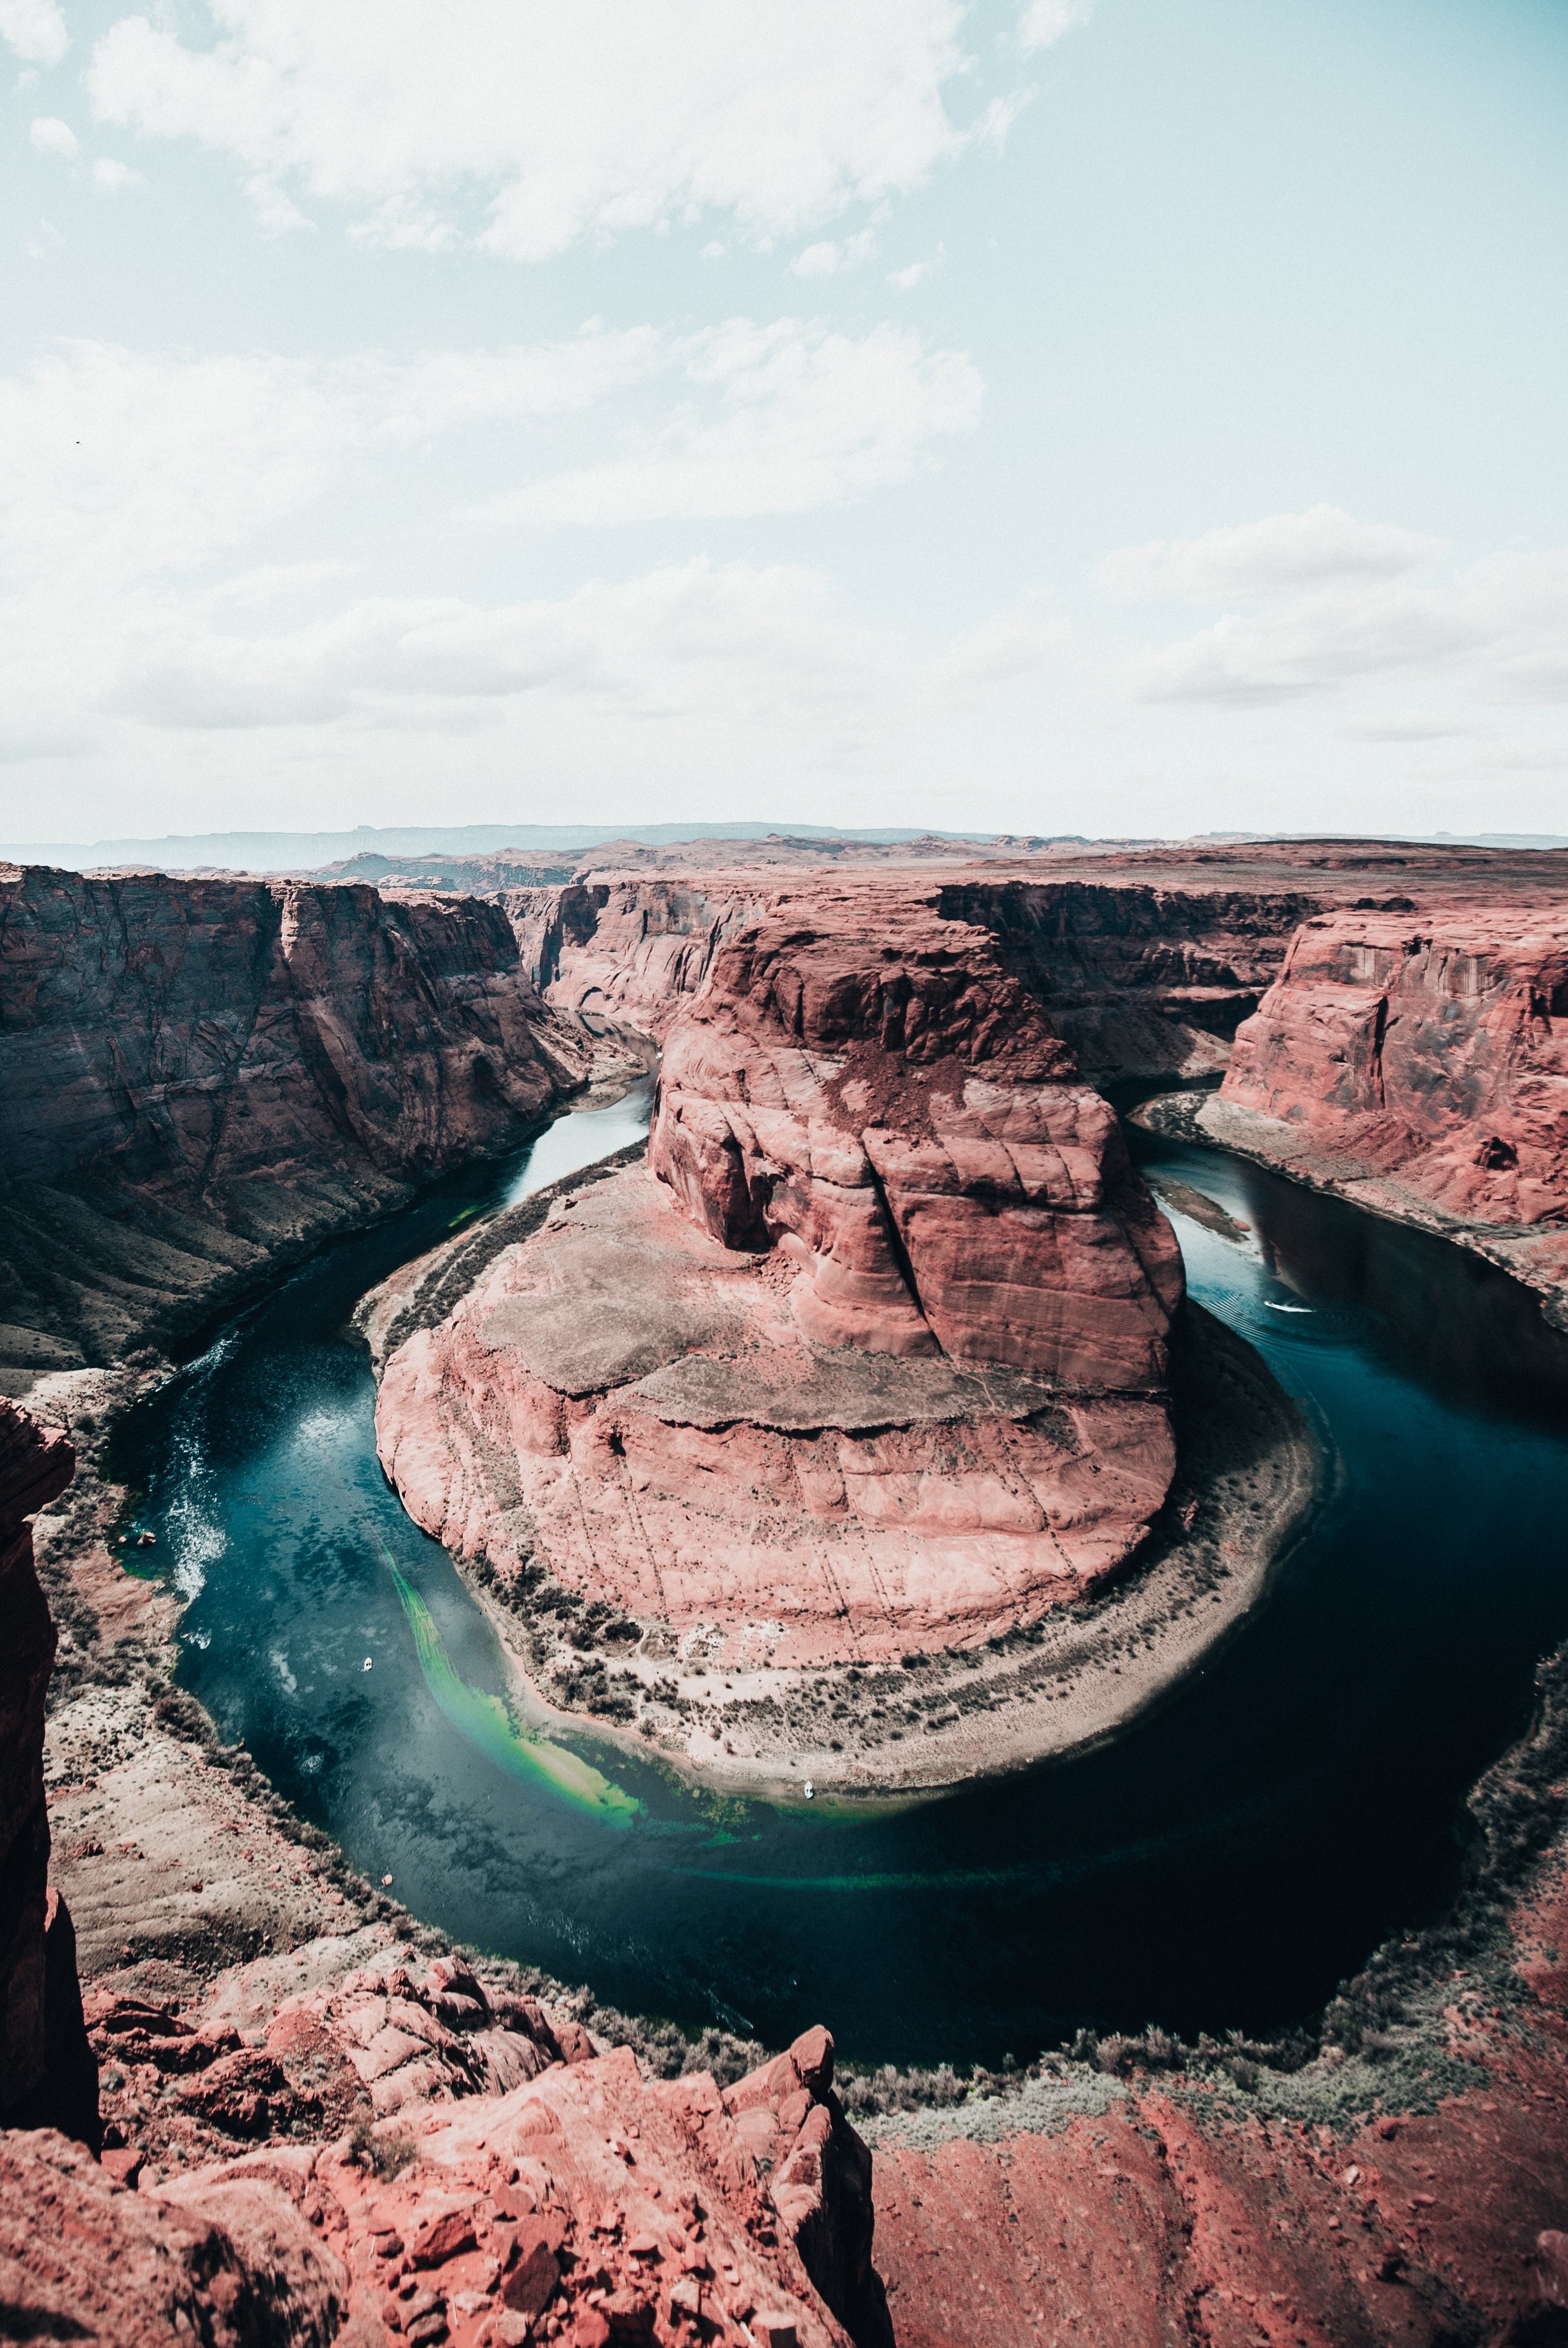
(503, 877, 783, 1037)
(508, 871, 1323, 1081)
(934, 877, 1322, 1079)
(1222, 904, 1568, 1226)
(0, 864, 589, 1388)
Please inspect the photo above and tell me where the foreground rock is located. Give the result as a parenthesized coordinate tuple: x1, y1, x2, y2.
(0, 864, 590, 1394)
(10, 1942, 882, 2348)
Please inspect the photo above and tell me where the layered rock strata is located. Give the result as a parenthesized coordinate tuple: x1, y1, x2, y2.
(506, 873, 1317, 1081)
(0, 864, 590, 1391)
(1139, 903, 1568, 1328)
(0, 1398, 97, 2147)
(505, 839, 1568, 1088)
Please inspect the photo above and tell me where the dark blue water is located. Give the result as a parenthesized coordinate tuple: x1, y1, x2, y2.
(115, 1093, 1568, 2068)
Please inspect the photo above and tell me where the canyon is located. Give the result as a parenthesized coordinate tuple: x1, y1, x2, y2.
(0, 864, 594, 1396)
(2, 834, 1567, 2345)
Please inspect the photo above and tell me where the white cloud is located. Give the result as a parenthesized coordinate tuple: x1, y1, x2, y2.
(927, 593, 1068, 704)
(87, 0, 995, 260)
(1018, 0, 1094, 52)
(0, 333, 676, 591)
(789, 226, 880, 279)
(102, 560, 896, 736)
(470, 318, 982, 526)
(889, 243, 944, 289)
(91, 156, 144, 192)
(0, 332, 940, 778)
(1119, 534, 1568, 709)
(0, 0, 66, 68)
(245, 175, 315, 236)
(1101, 505, 1447, 601)
(29, 113, 76, 156)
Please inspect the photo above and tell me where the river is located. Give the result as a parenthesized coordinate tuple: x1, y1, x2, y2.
(113, 1081, 1568, 2070)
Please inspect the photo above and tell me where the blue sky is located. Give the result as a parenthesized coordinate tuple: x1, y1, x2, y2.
(3, 0, 1566, 843)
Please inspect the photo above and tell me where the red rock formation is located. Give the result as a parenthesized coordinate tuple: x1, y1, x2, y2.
(376, 891, 1183, 1695)
(872, 1842, 1568, 2348)
(14, 1945, 880, 2348)
(0, 2129, 347, 2347)
(504, 877, 782, 1038)
(0, 1398, 96, 2147)
(0, 864, 589, 1387)
(650, 897, 1182, 1387)
(1222, 904, 1568, 1228)
(507, 871, 1319, 1082)
(506, 841, 1568, 1088)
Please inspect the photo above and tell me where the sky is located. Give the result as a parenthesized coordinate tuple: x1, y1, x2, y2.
(2, 0, 1567, 846)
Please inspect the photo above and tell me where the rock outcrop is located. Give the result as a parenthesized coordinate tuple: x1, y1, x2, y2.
(0, 1398, 96, 2147)
(506, 872, 1317, 1082)
(375, 894, 1184, 1725)
(1222, 904, 1568, 1225)
(11, 1930, 882, 2348)
(0, 865, 590, 1391)
(648, 897, 1183, 1386)
(1129, 903, 1568, 1330)
(505, 839, 1568, 1088)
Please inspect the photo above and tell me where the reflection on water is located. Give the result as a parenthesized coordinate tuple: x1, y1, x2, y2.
(114, 1090, 1568, 2067)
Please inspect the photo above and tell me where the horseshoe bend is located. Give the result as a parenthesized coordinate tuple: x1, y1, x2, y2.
(366, 882, 1318, 1793)
(3, 836, 1568, 2348)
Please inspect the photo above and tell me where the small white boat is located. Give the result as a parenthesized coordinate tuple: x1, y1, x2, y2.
(803, 1779, 815, 1800)
(363, 1656, 374, 1671)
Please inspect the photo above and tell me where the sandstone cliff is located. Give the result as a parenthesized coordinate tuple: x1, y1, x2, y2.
(1127, 903, 1568, 1329)
(1222, 904, 1568, 1225)
(0, 865, 590, 1391)
(506, 872, 1319, 1083)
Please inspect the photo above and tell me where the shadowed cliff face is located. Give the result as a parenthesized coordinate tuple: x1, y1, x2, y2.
(0, 865, 590, 1390)
(0, 1398, 95, 2146)
(1223, 904, 1568, 1227)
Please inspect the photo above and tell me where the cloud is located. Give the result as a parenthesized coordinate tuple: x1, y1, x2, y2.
(91, 156, 144, 192)
(1018, 0, 1094, 52)
(789, 226, 880, 279)
(1120, 537, 1568, 709)
(464, 319, 982, 526)
(927, 593, 1068, 704)
(1101, 504, 1447, 601)
(0, 332, 943, 778)
(102, 560, 895, 734)
(888, 244, 944, 289)
(29, 113, 76, 156)
(0, 332, 676, 590)
(86, 0, 997, 259)
(0, 0, 66, 68)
